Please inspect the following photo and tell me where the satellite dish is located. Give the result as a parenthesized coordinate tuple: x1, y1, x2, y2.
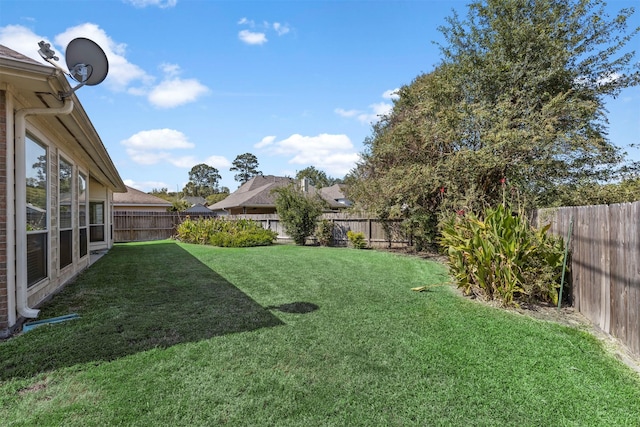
(64, 38, 109, 86)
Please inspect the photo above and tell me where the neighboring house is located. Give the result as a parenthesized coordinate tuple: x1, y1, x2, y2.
(113, 186, 172, 212)
(0, 44, 126, 337)
(208, 175, 348, 215)
(319, 184, 352, 208)
(208, 175, 294, 215)
(182, 196, 206, 207)
(185, 203, 215, 215)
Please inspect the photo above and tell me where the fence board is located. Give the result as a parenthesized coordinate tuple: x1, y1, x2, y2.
(536, 202, 640, 358)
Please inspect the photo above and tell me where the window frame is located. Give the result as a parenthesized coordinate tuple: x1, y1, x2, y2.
(25, 135, 49, 287)
(89, 201, 105, 242)
(59, 156, 73, 269)
(78, 171, 88, 258)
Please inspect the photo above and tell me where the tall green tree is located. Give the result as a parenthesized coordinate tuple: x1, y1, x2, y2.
(183, 163, 221, 198)
(231, 153, 262, 184)
(349, 0, 639, 245)
(296, 166, 342, 188)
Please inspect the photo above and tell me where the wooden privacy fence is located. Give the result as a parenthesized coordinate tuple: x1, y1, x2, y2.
(535, 202, 640, 357)
(113, 211, 410, 248)
(113, 211, 215, 243)
(231, 213, 410, 247)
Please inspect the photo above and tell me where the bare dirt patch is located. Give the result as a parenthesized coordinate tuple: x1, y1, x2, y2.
(18, 378, 49, 395)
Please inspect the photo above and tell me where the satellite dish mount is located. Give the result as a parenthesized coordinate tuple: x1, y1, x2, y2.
(37, 38, 109, 97)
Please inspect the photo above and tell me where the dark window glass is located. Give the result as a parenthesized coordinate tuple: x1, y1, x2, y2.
(60, 229, 72, 268)
(79, 227, 88, 258)
(90, 225, 104, 242)
(27, 233, 47, 287)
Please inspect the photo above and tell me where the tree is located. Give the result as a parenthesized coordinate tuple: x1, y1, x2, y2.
(183, 164, 221, 198)
(349, 0, 639, 245)
(230, 153, 261, 184)
(295, 166, 341, 188)
(272, 184, 324, 245)
(167, 199, 190, 212)
(206, 189, 230, 205)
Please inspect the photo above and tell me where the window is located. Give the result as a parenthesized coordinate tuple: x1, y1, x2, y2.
(78, 173, 88, 257)
(90, 201, 105, 242)
(26, 137, 48, 286)
(59, 158, 73, 269)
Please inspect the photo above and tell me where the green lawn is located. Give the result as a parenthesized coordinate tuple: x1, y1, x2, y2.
(1, 241, 639, 426)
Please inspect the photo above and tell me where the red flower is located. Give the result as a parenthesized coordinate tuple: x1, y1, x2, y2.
(440, 186, 445, 194)
(456, 209, 465, 216)
(500, 177, 506, 185)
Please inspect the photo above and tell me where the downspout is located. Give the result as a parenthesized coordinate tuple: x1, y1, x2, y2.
(15, 97, 74, 318)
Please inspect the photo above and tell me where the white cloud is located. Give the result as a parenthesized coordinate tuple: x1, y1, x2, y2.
(160, 63, 181, 78)
(357, 102, 393, 124)
(121, 129, 229, 173)
(382, 88, 400, 100)
(335, 108, 360, 118)
(148, 78, 210, 108)
(121, 128, 194, 150)
(238, 29, 267, 45)
(273, 22, 290, 36)
(165, 155, 230, 169)
(0, 25, 52, 64)
(166, 155, 199, 168)
(204, 155, 232, 169)
(124, 0, 177, 8)
(255, 135, 276, 148)
(123, 179, 169, 191)
(257, 133, 360, 177)
(237, 18, 292, 45)
(336, 89, 396, 125)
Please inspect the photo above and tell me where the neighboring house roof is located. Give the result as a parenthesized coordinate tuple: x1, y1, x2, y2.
(319, 184, 352, 207)
(208, 175, 294, 211)
(182, 196, 207, 206)
(208, 175, 348, 212)
(113, 186, 172, 208)
(185, 203, 215, 214)
(0, 44, 126, 193)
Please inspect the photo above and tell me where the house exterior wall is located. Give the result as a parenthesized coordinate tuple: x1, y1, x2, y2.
(0, 89, 117, 336)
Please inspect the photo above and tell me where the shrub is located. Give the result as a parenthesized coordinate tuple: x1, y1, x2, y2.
(315, 219, 334, 246)
(176, 217, 277, 247)
(272, 184, 324, 245)
(347, 230, 367, 249)
(439, 204, 565, 306)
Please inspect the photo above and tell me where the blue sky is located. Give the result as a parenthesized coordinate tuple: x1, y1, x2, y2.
(1, 0, 639, 193)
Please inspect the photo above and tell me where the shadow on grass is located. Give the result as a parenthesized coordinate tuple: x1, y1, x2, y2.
(0, 241, 284, 380)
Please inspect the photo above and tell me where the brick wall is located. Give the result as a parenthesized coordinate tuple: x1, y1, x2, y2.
(0, 90, 8, 337)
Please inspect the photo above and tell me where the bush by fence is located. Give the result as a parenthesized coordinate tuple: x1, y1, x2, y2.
(113, 211, 410, 247)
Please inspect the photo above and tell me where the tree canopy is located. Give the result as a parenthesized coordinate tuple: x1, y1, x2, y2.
(348, 0, 639, 245)
(183, 163, 221, 198)
(295, 166, 342, 188)
(230, 153, 261, 184)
